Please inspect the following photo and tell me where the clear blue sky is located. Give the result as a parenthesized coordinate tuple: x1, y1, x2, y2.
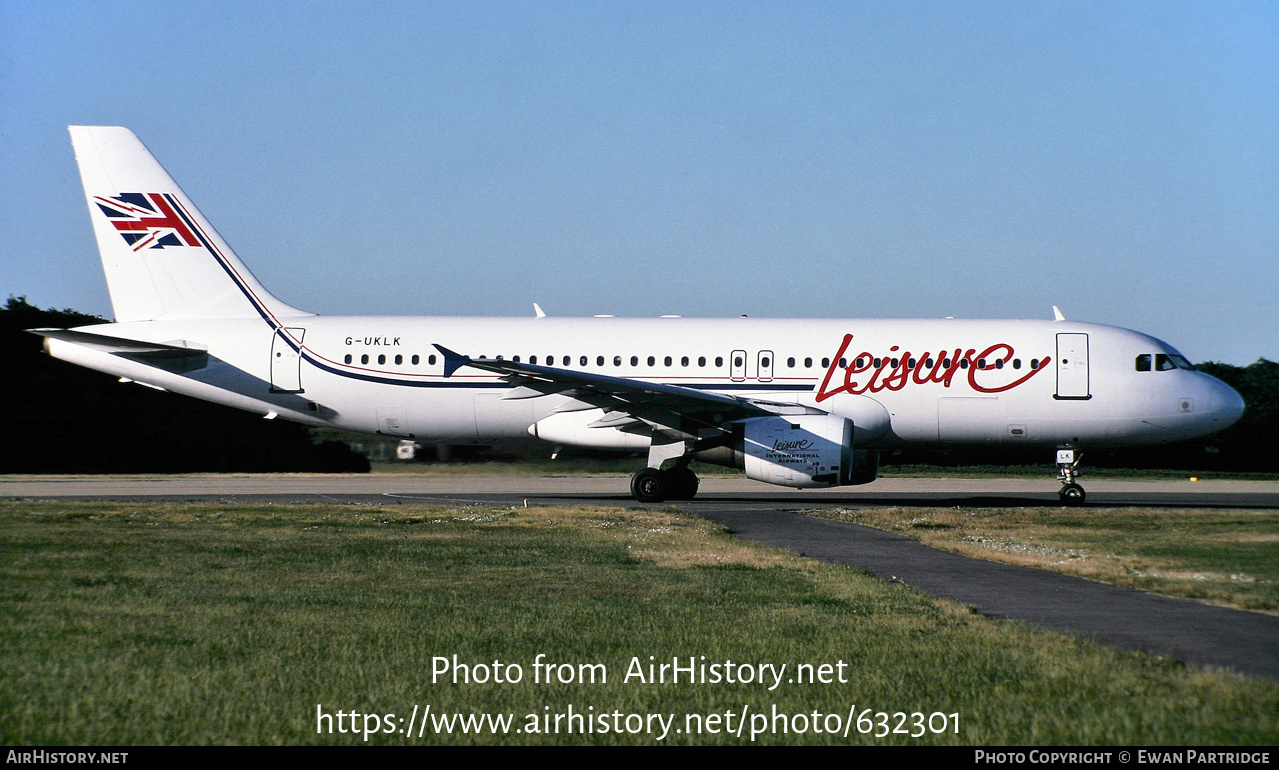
(2, 1, 1275, 364)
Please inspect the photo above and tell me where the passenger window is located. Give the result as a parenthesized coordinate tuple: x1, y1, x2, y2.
(838, 357, 846, 368)
(942, 358, 951, 368)
(960, 359, 969, 369)
(804, 357, 812, 368)
(425, 355, 432, 365)
(995, 359, 1004, 369)
(821, 358, 830, 368)
(664, 356, 673, 366)
(715, 356, 724, 367)
(760, 356, 768, 368)
(698, 356, 706, 367)
(874, 358, 881, 367)
(596, 356, 604, 366)
(787, 357, 795, 368)
(630, 356, 638, 366)
(344, 354, 352, 364)
(529, 356, 537, 365)
(681, 356, 689, 366)
(361, 354, 369, 364)
(378, 354, 386, 365)
(613, 356, 622, 366)
(734, 356, 744, 367)
(395, 354, 403, 365)
(647, 356, 655, 366)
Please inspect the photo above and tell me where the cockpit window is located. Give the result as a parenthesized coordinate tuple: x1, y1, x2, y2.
(1135, 354, 1151, 371)
(1154, 353, 1196, 372)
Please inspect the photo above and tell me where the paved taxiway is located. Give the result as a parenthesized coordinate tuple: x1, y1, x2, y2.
(6, 474, 1278, 682)
(6, 474, 1279, 508)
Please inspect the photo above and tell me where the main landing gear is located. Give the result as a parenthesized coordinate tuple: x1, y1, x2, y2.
(1056, 448, 1086, 506)
(631, 466, 699, 503)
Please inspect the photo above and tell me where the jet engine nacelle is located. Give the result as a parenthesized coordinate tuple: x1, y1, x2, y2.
(693, 414, 879, 487)
(740, 414, 866, 488)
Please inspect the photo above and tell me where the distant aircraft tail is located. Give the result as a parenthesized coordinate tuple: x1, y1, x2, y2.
(68, 126, 309, 324)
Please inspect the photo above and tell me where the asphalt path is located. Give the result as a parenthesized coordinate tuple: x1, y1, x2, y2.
(5, 474, 1278, 682)
(694, 508, 1279, 682)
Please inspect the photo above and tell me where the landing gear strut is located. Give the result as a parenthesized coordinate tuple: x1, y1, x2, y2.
(1056, 448, 1086, 506)
(630, 466, 699, 503)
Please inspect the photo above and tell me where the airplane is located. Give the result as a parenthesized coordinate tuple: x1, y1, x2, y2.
(33, 126, 1246, 505)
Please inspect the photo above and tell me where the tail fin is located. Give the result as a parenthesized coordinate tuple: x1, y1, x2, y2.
(68, 126, 309, 324)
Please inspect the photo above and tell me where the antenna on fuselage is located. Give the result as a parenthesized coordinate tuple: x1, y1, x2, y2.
(534, 303, 547, 318)
(1052, 306, 1066, 321)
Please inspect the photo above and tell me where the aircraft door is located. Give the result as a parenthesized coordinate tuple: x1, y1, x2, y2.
(730, 350, 747, 382)
(758, 350, 774, 382)
(1054, 333, 1090, 400)
(270, 327, 306, 393)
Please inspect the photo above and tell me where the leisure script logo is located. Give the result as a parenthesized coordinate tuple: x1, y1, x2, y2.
(815, 334, 1050, 402)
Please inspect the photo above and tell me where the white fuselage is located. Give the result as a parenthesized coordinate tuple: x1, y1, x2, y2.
(48, 313, 1245, 452)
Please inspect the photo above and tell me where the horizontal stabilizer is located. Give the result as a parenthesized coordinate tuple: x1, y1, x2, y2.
(29, 328, 209, 374)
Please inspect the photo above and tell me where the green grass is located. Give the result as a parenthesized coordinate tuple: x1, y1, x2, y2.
(1, 501, 1276, 745)
(811, 507, 1279, 613)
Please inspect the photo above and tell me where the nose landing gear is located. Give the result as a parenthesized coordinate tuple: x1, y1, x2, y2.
(1056, 448, 1086, 505)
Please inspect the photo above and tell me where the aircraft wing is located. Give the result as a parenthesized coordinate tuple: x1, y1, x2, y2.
(433, 344, 821, 434)
(29, 328, 210, 374)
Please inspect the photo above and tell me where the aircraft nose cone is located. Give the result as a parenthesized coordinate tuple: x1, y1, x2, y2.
(1206, 376, 1245, 429)
(1219, 381, 1245, 425)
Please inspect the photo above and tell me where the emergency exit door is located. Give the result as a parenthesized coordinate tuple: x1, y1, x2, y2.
(757, 350, 774, 382)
